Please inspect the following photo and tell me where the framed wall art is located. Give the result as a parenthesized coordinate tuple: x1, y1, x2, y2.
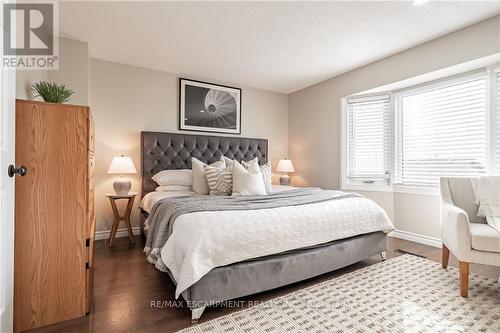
(179, 78, 241, 134)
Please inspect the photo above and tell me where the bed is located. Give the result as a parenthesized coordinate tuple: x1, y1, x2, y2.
(140, 131, 393, 322)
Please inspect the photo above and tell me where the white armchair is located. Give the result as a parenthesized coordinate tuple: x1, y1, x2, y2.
(440, 177, 500, 297)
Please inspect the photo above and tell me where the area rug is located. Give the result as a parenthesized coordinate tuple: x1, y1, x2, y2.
(177, 255, 500, 333)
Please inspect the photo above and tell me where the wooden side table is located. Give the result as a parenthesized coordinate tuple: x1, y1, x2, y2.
(106, 193, 137, 247)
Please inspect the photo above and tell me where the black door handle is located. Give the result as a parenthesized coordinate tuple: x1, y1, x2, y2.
(8, 165, 27, 177)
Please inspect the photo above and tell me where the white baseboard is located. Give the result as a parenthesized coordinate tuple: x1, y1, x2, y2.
(94, 227, 142, 241)
(389, 229, 442, 248)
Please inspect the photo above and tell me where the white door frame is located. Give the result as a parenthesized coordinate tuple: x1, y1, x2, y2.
(0, 68, 15, 333)
(0, 0, 16, 331)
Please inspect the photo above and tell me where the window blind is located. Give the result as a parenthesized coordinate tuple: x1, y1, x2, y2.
(395, 73, 488, 187)
(347, 96, 390, 184)
(496, 70, 500, 173)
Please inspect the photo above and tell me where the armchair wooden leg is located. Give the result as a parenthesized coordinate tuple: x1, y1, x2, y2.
(459, 261, 469, 298)
(442, 244, 450, 269)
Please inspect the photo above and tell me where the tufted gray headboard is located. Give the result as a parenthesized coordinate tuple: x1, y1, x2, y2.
(141, 131, 268, 197)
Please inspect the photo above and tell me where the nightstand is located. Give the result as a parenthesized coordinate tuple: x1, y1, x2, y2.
(105, 193, 137, 247)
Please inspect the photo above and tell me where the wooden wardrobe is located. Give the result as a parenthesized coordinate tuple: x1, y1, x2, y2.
(13, 99, 95, 332)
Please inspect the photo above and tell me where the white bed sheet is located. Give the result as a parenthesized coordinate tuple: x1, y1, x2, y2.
(140, 190, 196, 213)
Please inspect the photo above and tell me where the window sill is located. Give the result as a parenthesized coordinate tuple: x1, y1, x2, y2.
(341, 184, 393, 193)
(393, 185, 440, 197)
(342, 184, 440, 196)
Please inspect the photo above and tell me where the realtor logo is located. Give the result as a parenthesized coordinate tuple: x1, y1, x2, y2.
(2, 2, 58, 69)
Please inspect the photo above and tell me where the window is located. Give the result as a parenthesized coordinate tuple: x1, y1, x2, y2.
(345, 96, 390, 186)
(343, 66, 499, 193)
(495, 69, 500, 173)
(395, 73, 488, 187)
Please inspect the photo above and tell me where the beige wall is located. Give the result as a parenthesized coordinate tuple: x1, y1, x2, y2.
(393, 193, 441, 238)
(89, 59, 289, 233)
(16, 70, 47, 100)
(15, 38, 289, 234)
(16, 38, 89, 105)
(289, 16, 500, 240)
(14, 16, 500, 240)
(48, 38, 89, 106)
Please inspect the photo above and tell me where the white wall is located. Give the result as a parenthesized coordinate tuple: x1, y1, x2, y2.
(289, 16, 500, 240)
(89, 59, 289, 233)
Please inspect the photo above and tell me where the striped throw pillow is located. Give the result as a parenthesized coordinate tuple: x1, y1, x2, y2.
(259, 162, 272, 194)
(204, 165, 233, 196)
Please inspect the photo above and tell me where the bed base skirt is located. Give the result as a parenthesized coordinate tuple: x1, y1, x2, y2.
(165, 231, 388, 322)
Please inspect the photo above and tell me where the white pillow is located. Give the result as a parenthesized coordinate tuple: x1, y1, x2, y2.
(192, 158, 226, 195)
(242, 159, 272, 194)
(260, 163, 273, 194)
(222, 156, 259, 170)
(232, 160, 267, 196)
(240, 157, 260, 172)
(152, 169, 192, 186)
(221, 156, 234, 167)
(155, 185, 192, 192)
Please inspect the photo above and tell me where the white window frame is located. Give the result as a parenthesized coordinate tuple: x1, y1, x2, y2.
(342, 64, 500, 196)
(341, 95, 393, 192)
(490, 66, 500, 174)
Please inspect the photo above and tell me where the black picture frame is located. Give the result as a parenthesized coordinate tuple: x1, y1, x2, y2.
(179, 78, 242, 135)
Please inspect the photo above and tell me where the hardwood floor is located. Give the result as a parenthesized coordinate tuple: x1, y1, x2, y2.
(29, 236, 499, 333)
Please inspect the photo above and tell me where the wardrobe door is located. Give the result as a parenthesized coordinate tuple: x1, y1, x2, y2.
(14, 100, 87, 332)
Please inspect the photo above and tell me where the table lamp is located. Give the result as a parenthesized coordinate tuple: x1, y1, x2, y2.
(107, 155, 137, 195)
(276, 158, 295, 186)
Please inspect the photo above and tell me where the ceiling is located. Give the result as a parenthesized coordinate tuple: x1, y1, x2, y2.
(58, 1, 500, 94)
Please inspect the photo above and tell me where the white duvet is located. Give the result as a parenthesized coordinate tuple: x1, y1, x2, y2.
(155, 192, 394, 298)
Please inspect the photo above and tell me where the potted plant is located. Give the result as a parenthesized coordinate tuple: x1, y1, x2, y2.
(31, 81, 74, 103)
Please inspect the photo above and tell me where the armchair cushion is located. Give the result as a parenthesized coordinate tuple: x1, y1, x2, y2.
(447, 177, 486, 224)
(469, 223, 500, 253)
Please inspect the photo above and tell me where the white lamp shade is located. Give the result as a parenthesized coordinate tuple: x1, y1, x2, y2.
(107, 156, 137, 174)
(276, 159, 295, 173)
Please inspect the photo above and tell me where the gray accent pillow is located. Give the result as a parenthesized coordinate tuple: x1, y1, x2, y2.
(205, 165, 233, 196)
